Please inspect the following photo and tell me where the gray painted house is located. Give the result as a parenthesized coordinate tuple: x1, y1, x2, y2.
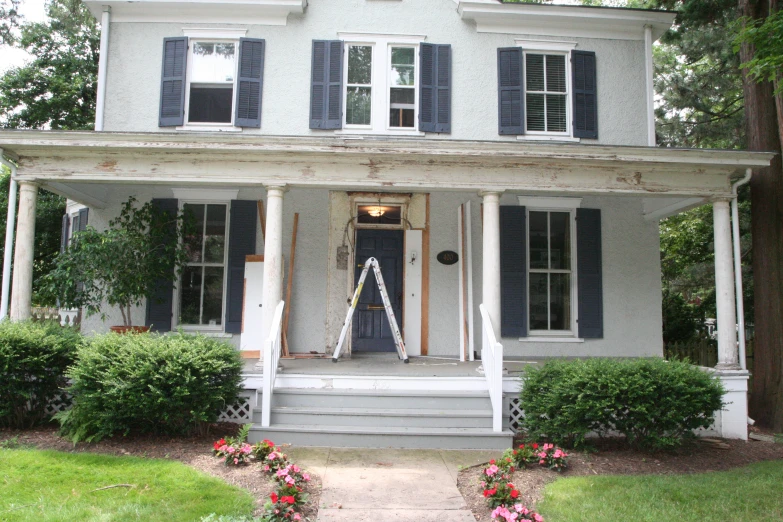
(0, 0, 773, 448)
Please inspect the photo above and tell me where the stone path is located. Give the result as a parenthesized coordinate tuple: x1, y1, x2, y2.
(288, 446, 498, 522)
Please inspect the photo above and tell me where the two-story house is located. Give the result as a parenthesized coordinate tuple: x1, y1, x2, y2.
(0, 0, 773, 448)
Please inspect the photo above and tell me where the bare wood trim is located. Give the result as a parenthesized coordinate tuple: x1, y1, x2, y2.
(281, 213, 299, 357)
(421, 194, 430, 356)
(241, 350, 261, 359)
(257, 200, 266, 244)
(245, 255, 265, 262)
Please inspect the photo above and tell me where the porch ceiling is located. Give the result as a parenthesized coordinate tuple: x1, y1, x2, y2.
(0, 130, 775, 200)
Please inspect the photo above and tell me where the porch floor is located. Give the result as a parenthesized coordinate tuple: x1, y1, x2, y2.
(242, 353, 549, 377)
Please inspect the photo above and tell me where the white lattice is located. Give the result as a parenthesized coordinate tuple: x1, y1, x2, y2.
(508, 397, 524, 434)
(44, 391, 72, 416)
(219, 394, 252, 423)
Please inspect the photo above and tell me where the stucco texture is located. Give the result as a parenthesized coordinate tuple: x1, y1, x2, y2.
(102, 0, 648, 146)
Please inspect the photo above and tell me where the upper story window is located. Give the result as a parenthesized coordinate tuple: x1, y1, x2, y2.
(389, 47, 416, 128)
(187, 41, 238, 125)
(524, 53, 568, 134)
(346, 45, 373, 126)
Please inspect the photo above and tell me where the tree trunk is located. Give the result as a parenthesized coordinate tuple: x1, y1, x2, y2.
(744, 0, 783, 431)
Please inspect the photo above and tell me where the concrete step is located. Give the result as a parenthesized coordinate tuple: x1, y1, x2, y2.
(260, 406, 493, 428)
(249, 424, 514, 450)
(271, 388, 492, 409)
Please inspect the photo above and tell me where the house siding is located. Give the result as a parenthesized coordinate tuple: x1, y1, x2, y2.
(101, 0, 648, 146)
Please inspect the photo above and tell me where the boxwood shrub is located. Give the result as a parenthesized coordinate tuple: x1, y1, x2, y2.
(0, 320, 82, 428)
(519, 358, 725, 451)
(57, 332, 243, 442)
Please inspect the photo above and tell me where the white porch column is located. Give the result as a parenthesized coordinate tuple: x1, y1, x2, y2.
(480, 190, 502, 334)
(10, 182, 38, 321)
(713, 199, 739, 370)
(259, 185, 285, 354)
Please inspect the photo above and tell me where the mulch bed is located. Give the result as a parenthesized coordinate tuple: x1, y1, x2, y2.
(457, 435, 783, 521)
(0, 424, 321, 520)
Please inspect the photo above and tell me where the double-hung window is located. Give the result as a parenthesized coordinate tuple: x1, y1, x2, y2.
(527, 208, 577, 335)
(524, 53, 568, 134)
(179, 203, 228, 328)
(186, 41, 238, 125)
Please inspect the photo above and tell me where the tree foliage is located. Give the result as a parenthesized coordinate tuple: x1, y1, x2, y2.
(735, 9, 783, 95)
(0, 0, 19, 45)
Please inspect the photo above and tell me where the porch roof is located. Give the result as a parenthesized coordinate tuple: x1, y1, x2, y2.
(0, 130, 775, 204)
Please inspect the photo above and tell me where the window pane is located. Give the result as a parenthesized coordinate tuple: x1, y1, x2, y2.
(204, 204, 227, 263)
(545, 55, 566, 93)
(390, 88, 415, 105)
(546, 94, 567, 132)
(529, 211, 548, 269)
(188, 86, 233, 123)
(529, 273, 548, 331)
(526, 93, 545, 132)
(348, 46, 372, 84)
(191, 42, 236, 83)
(550, 273, 571, 330)
(390, 108, 415, 128)
(346, 86, 372, 125)
(391, 47, 415, 86)
(203, 267, 224, 326)
(549, 212, 571, 270)
(179, 265, 203, 325)
(526, 54, 545, 92)
(183, 204, 204, 263)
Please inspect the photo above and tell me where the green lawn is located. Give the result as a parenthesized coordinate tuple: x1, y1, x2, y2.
(0, 448, 255, 521)
(538, 460, 783, 522)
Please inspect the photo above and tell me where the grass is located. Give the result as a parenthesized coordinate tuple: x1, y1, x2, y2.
(537, 460, 783, 522)
(0, 448, 255, 521)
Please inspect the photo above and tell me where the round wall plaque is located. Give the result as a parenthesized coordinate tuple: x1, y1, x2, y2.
(437, 250, 459, 265)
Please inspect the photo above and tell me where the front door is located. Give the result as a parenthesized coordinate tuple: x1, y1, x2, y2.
(352, 229, 404, 353)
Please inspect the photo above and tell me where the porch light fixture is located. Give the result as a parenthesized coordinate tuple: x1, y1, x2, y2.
(368, 205, 385, 218)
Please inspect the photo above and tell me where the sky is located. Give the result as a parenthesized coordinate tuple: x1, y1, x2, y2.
(0, 0, 48, 73)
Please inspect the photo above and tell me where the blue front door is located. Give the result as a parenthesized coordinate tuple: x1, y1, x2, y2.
(352, 229, 404, 353)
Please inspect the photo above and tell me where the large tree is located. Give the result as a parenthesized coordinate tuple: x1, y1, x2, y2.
(0, 0, 19, 45)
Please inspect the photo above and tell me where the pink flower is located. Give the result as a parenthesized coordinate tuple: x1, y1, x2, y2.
(534, 515, 544, 522)
(233, 458, 238, 464)
(285, 476, 296, 485)
(302, 473, 311, 481)
(485, 464, 499, 476)
(293, 515, 301, 521)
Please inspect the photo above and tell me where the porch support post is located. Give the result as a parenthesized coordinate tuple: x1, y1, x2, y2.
(10, 182, 38, 321)
(713, 199, 739, 370)
(259, 185, 286, 358)
(480, 190, 502, 334)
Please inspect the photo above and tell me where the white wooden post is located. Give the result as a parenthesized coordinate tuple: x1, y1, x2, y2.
(10, 182, 38, 321)
(713, 199, 739, 370)
(258, 185, 285, 363)
(480, 191, 502, 334)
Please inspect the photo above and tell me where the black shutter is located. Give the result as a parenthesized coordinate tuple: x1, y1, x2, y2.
(235, 38, 265, 128)
(310, 40, 343, 129)
(500, 206, 527, 338)
(60, 214, 70, 253)
(225, 200, 257, 334)
(419, 43, 451, 133)
(497, 47, 525, 135)
(145, 199, 178, 332)
(159, 37, 188, 127)
(78, 208, 89, 231)
(572, 50, 597, 139)
(577, 208, 603, 338)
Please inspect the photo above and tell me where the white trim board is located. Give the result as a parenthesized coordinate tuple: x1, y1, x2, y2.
(404, 230, 423, 357)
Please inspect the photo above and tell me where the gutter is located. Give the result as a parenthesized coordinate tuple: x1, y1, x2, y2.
(0, 148, 18, 321)
(731, 168, 752, 370)
(94, 6, 111, 132)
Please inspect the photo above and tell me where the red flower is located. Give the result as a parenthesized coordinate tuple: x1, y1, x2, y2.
(519, 444, 525, 449)
(483, 489, 490, 497)
(510, 490, 520, 499)
(270, 493, 278, 503)
(283, 496, 296, 504)
(488, 488, 497, 496)
(532, 443, 539, 449)
(490, 459, 496, 465)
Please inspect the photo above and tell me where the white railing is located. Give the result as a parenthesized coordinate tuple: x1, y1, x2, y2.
(479, 303, 504, 432)
(261, 301, 285, 428)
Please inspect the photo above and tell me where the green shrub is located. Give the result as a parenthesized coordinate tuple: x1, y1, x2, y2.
(0, 320, 82, 428)
(57, 332, 243, 442)
(519, 358, 725, 451)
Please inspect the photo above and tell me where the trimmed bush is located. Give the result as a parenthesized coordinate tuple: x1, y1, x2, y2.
(0, 320, 82, 428)
(57, 332, 243, 442)
(519, 358, 725, 451)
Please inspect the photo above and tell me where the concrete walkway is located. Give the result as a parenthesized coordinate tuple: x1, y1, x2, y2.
(288, 446, 499, 522)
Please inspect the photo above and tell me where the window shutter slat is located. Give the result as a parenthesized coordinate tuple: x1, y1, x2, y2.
(60, 214, 69, 253)
(235, 38, 265, 128)
(78, 208, 89, 231)
(159, 37, 188, 127)
(419, 43, 452, 133)
(145, 199, 178, 332)
(497, 47, 524, 135)
(577, 208, 603, 338)
(500, 206, 527, 337)
(572, 50, 598, 139)
(225, 200, 257, 334)
(310, 40, 343, 129)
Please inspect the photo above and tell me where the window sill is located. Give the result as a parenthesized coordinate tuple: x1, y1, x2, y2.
(334, 129, 426, 138)
(517, 135, 580, 143)
(170, 330, 234, 338)
(175, 125, 243, 133)
(518, 336, 585, 343)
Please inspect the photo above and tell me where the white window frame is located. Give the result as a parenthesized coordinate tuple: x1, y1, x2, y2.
(179, 29, 244, 132)
(173, 199, 231, 332)
(337, 32, 426, 137)
(519, 196, 580, 339)
(386, 44, 418, 131)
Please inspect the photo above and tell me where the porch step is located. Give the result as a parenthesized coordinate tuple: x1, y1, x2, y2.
(263, 406, 493, 428)
(270, 388, 493, 409)
(249, 424, 514, 450)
